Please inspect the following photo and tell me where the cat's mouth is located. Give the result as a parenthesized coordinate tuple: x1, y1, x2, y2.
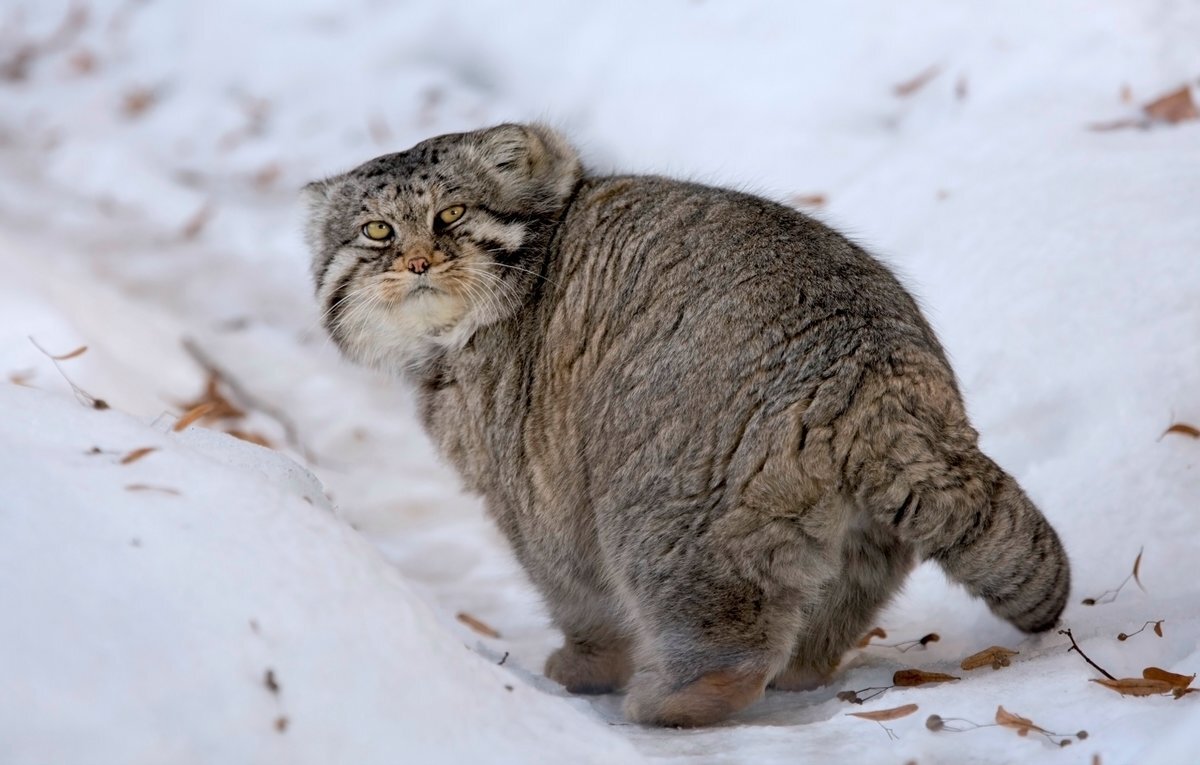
(378, 273, 442, 300)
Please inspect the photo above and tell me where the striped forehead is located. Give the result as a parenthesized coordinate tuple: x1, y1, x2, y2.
(350, 144, 474, 210)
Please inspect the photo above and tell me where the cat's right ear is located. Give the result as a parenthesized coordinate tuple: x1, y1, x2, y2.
(301, 176, 343, 254)
(302, 176, 339, 208)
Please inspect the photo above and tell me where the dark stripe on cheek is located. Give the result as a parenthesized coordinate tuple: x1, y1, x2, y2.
(324, 261, 366, 338)
(318, 238, 362, 284)
(472, 237, 520, 256)
(478, 205, 537, 226)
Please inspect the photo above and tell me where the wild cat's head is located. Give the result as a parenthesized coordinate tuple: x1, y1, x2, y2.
(304, 123, 582, 372)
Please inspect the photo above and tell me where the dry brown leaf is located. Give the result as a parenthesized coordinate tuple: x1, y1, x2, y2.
(173, 402, 215, 432)
(119, 447, 158, 465)
(1091, 677, 1173, 697)
(226, 429, 273, 448)
(122, 87, 158, 118)
(125, 483, 180, 496)
(9, 369, 35, 386)
(180, 374, 245, 422)
(790, 193, 828, 208)
(996, 705, 1046, 736)
(1163, 423, 1200, 439)
(253, 163, 281, 190)
(892, 669, 960, 687)
(1132, 547, 1146, 592)
(1142, 667, 1195, 690)
(1154, 621, 1164, 637)
(68, 49, 96, 74)
(456, 611, 500, 639)
(1144, 86, 1199, 124)
(49, 345, 88, 361)
(847, 703, 919, 722)
(894, 64, 942, 97)
(961, 646, 1019, 671)
(181, 202, 215, 241)
(857, 627, 887, 648)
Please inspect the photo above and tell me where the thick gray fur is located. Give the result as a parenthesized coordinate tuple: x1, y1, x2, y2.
(304, 123, 1070, 726)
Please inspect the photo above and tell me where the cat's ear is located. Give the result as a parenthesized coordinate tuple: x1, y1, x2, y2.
(478, 123, 582, 207)
(302, 175, 341, 208)
(301, 175, 344, 253)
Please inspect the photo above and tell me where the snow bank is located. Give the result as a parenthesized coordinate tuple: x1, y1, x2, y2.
(0, 384, 642, 765)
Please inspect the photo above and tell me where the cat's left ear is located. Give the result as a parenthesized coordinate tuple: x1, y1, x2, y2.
(479, 123, 583, 208)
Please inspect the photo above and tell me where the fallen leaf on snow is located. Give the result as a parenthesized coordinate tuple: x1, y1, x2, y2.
(49, 345, 88, 360)
(996, 705, 1047, 736)
(1162, 423, 1200, 439)
(122, 87, 159, 118)
(125, 483, 180, 496)
(961, 646, 1019, 671)
(1143, 86, 1198, 124)
(790, 193, 828, 208)
(847, 703, 918, 721)
(456, 612, 500, 639)
(1142, 667, 1195, 691)
(226, 429, 273, 448)
(119, 447, 158, 465)
(894, 64, 941, 97)
(893, 669, 959, 687)
(174, 403, 215, 432)
(180, 374, 245, 422)
(1091, 677, 1174, 696)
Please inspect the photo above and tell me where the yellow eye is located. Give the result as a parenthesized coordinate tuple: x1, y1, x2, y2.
(437, 205, 465, 226)
(362, 221, 393, 240)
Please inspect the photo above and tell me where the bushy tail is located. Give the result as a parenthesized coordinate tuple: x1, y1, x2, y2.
(871, 449, 1070, 633)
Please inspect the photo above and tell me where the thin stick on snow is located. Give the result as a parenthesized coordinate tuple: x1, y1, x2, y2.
(1058, 628, 1116, 681)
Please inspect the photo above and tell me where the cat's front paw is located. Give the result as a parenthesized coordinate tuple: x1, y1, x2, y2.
(544, 639, 632, 695)
(623, 666, 769, 727)
(768, 664, 836, 692)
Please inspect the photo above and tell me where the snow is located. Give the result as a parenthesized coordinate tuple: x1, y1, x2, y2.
(0, 385, 640, 765)
(1, 0, 1198, 763)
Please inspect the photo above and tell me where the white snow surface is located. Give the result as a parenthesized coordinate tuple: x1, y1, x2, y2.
(1, 1, 1198, 763)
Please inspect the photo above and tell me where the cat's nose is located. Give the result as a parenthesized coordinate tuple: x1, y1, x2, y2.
(407, 257, 429, 274)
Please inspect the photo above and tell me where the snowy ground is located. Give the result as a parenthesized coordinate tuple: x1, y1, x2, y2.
(1, 1, 1198, 763)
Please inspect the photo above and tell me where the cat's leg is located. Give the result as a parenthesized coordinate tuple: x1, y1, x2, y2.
(772, 520, 915, 690)
(537, 578, 634, 694)
(615, 505, 831, 727)
(544, 632, 633, 695)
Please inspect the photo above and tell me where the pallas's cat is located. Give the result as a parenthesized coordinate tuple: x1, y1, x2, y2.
(304, 124, 1069, 727)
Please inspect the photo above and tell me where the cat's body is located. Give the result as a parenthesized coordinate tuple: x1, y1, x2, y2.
(305, 124, 1070, 727)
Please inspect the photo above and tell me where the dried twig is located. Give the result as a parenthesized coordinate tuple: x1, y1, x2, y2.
(1059, 628, 1116, 680)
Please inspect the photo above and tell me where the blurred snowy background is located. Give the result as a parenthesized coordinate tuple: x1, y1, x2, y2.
(1, 1, 1198, 763)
